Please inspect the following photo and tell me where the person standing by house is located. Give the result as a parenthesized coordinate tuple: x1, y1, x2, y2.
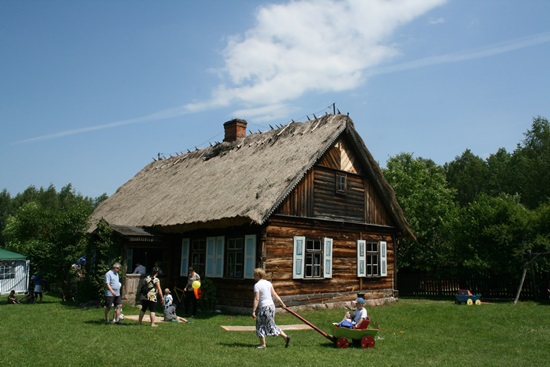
(132, 261, 146, 275)
(138, 267, 164, 327)
(104, 262, 122, 324)
(252, 268, 290, 349)
(184, 267, 200, 317)
(31, 271, 43, 302)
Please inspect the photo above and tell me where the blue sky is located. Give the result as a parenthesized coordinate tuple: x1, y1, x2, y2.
(1, 0, 549, 198)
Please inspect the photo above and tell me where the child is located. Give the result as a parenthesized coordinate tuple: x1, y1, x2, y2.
(337, 311, 353, 328)
(163, 288, 189, 323)
(8, 290, 20, 304)
(351, 297, 368, 329)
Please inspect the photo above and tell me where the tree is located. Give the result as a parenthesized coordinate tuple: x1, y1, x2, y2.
(2, 185, 95, 296)
(454, 194, 534, 278)
(511, 117, 550, 209)
(384, 153, 458, 272)
(444, 149, 488, 206)
(0, 189, 13, 248)
(485, 148, 513, 197)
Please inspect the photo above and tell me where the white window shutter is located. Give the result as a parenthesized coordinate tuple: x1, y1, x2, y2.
(180, 238, 190, 276)
(323, 237, 333, 278)
(206, 237, 215, 277)
(206, 236, 225, 278)
(215, 236, 225, 278)
(244, 235, 256, 279)
(357, 240, 366, 277)
(380, 241, 387, 277)
(293, 236, 305, 279)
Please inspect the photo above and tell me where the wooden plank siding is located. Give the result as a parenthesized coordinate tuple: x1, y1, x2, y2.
(200, 217, 398, 309)
(365, 179, 393, 227)
(276, 135, 395, 228)
(276, 168, 314, 217)
(313, 167, 364, 222)
(262, 217, 396, 306)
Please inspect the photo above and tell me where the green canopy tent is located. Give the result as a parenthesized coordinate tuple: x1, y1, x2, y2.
(0, 248, 30, 295)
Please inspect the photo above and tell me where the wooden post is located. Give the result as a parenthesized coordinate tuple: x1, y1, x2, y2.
(514, 266, 528, 304)
(514, 251, 550, 304)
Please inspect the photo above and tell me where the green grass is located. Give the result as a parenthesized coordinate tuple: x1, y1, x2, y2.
(1, 295, 549, 367)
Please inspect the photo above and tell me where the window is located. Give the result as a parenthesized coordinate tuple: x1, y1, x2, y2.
(182, 235, 256, 279)
(336, 174, 347, 194)
(0, 261, 15, 280)
(357, 240, 387, 277)
(305, 239, 322, 278)
(366, 242, 379, 276)
(225, 238, 244, 278)
(181, 238, 203, 276)
(293, 236, 332, 279)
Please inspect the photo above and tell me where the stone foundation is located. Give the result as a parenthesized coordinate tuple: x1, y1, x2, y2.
(218, 290, 398, 315)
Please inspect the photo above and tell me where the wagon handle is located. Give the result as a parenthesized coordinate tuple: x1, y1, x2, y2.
(283, 306, 336, 343)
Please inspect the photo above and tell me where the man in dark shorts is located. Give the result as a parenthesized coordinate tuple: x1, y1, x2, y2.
(104, 262, 122, 324)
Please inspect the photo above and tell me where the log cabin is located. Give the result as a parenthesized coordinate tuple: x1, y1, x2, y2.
(88, 113, 413, 312)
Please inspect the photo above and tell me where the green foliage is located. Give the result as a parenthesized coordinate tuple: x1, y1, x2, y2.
(2, 184, 95, 296)
(512, 116, 550, 208)
(384, 153, 458, 272)
(82, 219, 123, 302)
(197, 277, 217, 311)
(454, 194, 534, 277)
(444, 149, 488, 206)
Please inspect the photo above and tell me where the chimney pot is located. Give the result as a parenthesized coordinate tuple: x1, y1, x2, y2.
(223, 119, 247, 142)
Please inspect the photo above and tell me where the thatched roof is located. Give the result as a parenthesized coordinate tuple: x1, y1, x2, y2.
(89, 114, 412, 238)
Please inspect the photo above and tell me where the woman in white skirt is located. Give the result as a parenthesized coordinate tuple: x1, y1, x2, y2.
(251, 268, 291, 349)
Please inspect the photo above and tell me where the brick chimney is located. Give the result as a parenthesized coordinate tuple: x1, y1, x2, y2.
(223, 118, 247, 142)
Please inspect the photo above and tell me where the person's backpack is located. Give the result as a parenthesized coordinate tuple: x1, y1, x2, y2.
(140, 279, 153, 296)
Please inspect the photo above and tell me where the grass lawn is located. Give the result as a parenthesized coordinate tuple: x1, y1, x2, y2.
(1, 295, 549, 367)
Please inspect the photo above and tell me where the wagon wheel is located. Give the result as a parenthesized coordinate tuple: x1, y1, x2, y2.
(336, 337, 350, 349)
(475, 299, 481, 305)
(361, 335, 376, 349)
(467, 298, 473, 306)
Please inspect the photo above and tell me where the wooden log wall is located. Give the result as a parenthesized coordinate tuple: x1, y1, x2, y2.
(276, 134, 396, 229)
(262, 217, 397, 306)
(313, 166, 364, 222)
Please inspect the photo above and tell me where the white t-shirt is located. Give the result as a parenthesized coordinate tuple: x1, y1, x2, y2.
(353, 307, 367, 324)
(164, 294, 173, 308)
(254, 279, 275, 308)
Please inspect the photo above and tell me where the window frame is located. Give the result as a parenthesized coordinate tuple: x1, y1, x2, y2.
(224, 237, 244, 279)
(357, 240, 387, 278)
(293, 236, 333, 279)
(181, 235, 256, 279)
(336, 174, 347, 194)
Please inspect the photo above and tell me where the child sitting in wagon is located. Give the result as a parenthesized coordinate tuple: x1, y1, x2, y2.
(337, 298, 369, 329)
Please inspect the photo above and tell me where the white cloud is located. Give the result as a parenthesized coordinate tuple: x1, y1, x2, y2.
(186, 0, 447, 117)
(15, 0, 451, 143)
(429, 17, 445, 25)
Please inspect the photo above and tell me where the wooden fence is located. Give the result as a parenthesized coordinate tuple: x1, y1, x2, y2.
(397, 270, 549, 300)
